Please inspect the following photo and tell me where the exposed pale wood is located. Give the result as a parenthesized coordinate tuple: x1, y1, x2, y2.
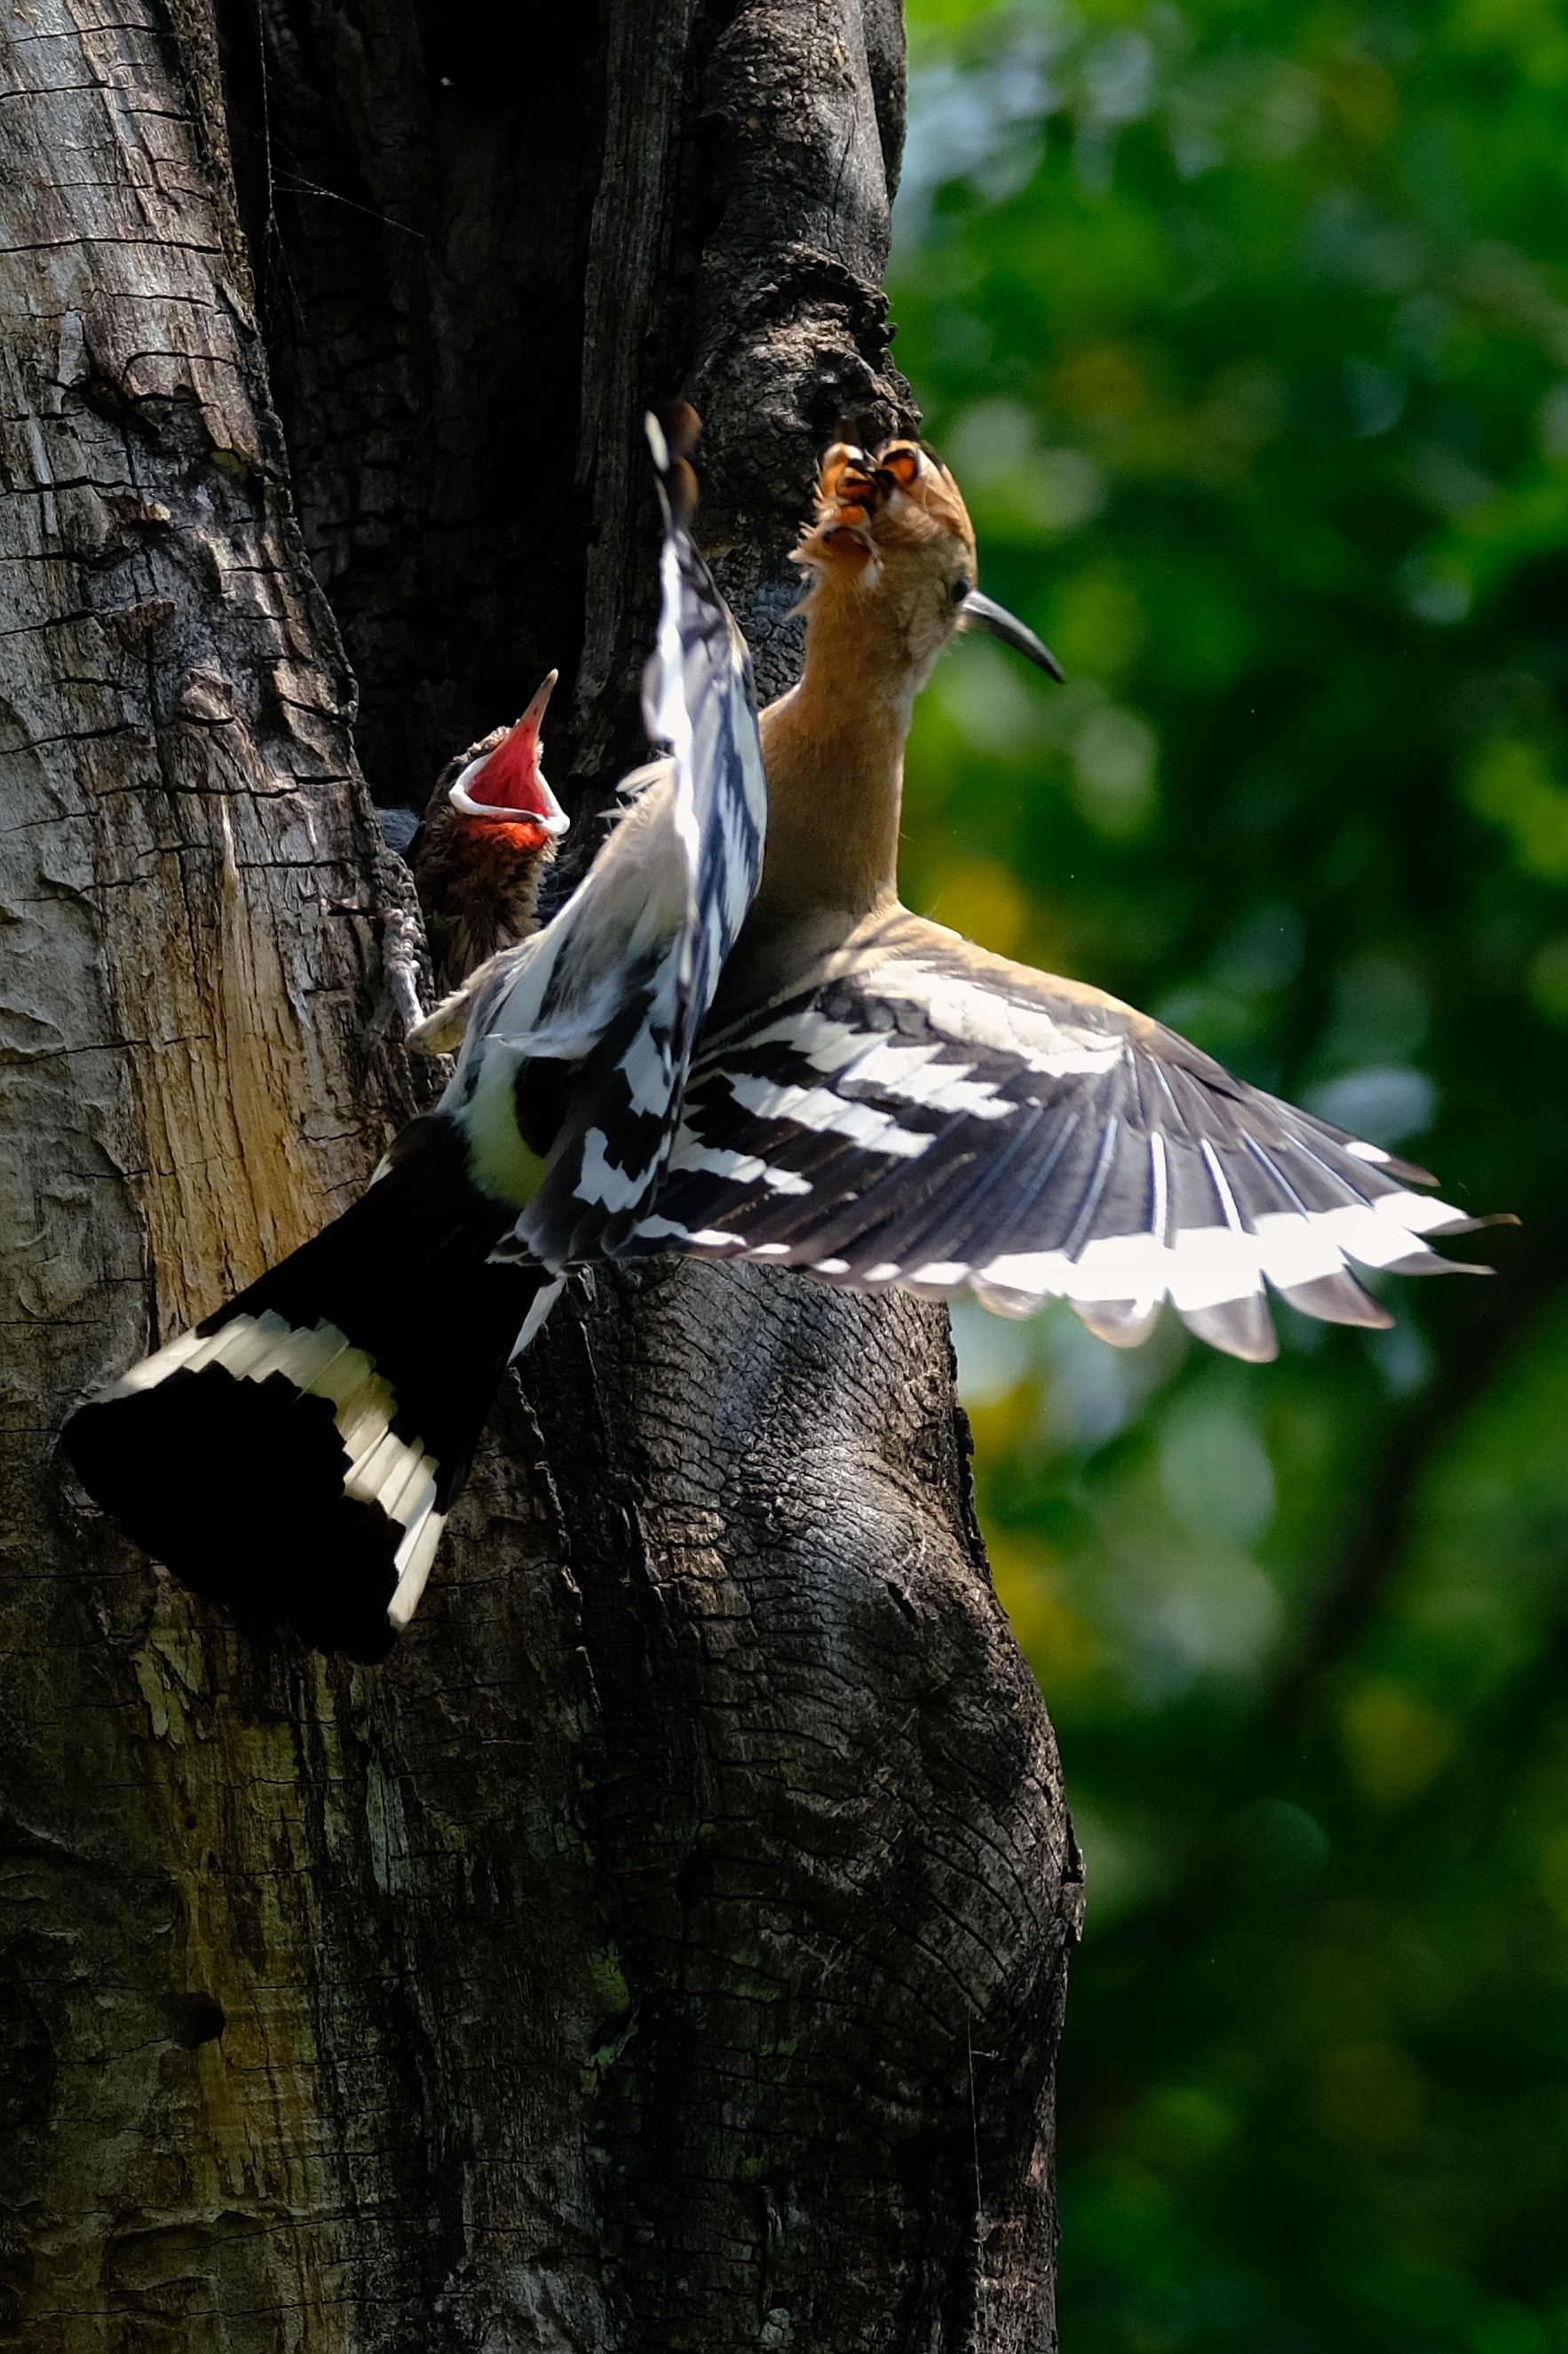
(0, 0, 416, 1317)
(0, 0, 432, 2334)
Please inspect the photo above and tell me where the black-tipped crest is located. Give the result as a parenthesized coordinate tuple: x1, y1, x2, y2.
(647, 401, 701, 531)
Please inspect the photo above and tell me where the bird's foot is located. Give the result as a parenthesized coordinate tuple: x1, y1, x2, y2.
(379, 907, 428, 1038)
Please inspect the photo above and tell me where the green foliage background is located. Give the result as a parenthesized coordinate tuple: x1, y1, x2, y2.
(889, 2, 1568, 2343)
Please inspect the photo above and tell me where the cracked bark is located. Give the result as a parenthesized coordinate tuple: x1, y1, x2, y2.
(0, 1, 1080, 2346)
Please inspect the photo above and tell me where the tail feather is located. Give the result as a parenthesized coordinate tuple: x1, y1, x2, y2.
(63, 1114, 544, 1660)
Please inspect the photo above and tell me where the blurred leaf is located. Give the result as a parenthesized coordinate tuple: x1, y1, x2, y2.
(897, 0, 1568, 2338)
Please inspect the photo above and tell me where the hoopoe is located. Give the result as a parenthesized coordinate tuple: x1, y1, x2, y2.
(65, 423, 1498, 1659)
(620, 438, 1501, 1359)
(410, 670, 569, 990)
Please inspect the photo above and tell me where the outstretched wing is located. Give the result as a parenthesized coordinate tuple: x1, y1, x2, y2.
(641, 438, 772, 1074)
(431, 420, 769, 1267)
(621, 912, 1491, 1362)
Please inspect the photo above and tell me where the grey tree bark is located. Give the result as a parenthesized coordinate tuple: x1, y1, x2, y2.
(0, 1, 1081, 2346)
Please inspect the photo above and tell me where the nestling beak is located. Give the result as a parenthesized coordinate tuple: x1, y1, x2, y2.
(447, 670, 571, 836)
(957, 591, 1065, 683)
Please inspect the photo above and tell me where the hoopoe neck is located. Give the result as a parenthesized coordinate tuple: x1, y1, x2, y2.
(753, 593, 921, 925)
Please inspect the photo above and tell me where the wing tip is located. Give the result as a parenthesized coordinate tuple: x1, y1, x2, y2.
(1178, 1292, 1279, 1364)
(1276, 1269, 1395, 1330)
(1071, 1297, 1162, 1348)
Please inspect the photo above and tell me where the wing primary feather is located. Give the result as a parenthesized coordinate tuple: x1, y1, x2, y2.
(1279, 1269, 1393, 1328)
(1149, 1129, 1169, 1246)
(829, 1098, 1064, 1273)
(1060, 1115, 1121, 1260)
(1070, 1127, 1171, 1347)
(962, 1104, 1082, 1234)
(1287, 1137, 1379, 1208)
(1242, 1131, 1313, 1215)
(1200, 1137, 1247, 1234)
(1073, 1299, 1163, 1348)
(1180, 1293, 1279, 1364)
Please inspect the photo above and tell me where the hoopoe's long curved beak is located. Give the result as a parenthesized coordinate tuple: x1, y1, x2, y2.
(447, 670, 570, 833)
(958, 590, 1065, 683)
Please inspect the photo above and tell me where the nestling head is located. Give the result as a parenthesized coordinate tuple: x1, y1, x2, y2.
(447, 669, 571, 849)
(795, 440, 1063, 694)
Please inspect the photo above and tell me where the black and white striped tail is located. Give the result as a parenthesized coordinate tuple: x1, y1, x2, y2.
(63, 1116, 545, 1660)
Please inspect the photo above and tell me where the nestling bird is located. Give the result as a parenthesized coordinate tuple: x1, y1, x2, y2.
(410, 670, 569, 989)
(64, 419, 1501, 1660)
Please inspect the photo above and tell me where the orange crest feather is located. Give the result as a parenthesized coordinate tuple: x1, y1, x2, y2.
(796, 439, 976, 575)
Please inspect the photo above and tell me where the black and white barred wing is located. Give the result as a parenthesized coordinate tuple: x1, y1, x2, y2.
(643, 454, 771, 1067)
(625, 923, 1489, 1362)
(437, 430, 767, 1270)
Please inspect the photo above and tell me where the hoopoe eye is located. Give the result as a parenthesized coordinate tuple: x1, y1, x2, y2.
(951, 575, 973, 606)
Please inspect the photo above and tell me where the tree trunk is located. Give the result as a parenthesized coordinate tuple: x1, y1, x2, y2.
(0, 2, 1081, 2346)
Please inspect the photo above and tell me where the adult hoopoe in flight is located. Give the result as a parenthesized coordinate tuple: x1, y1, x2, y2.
(65, 420, 1498, 1659)
(618, 437, 1500, 1359)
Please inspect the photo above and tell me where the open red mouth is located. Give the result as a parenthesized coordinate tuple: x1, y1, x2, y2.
(447, 670, 569, 837)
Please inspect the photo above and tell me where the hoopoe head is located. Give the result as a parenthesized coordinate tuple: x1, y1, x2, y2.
(794, 440, 1063, 694)
(447, 670, 570, 848)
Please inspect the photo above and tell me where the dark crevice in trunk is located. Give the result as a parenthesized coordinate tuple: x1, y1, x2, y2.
(216, 0, 602, 813)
